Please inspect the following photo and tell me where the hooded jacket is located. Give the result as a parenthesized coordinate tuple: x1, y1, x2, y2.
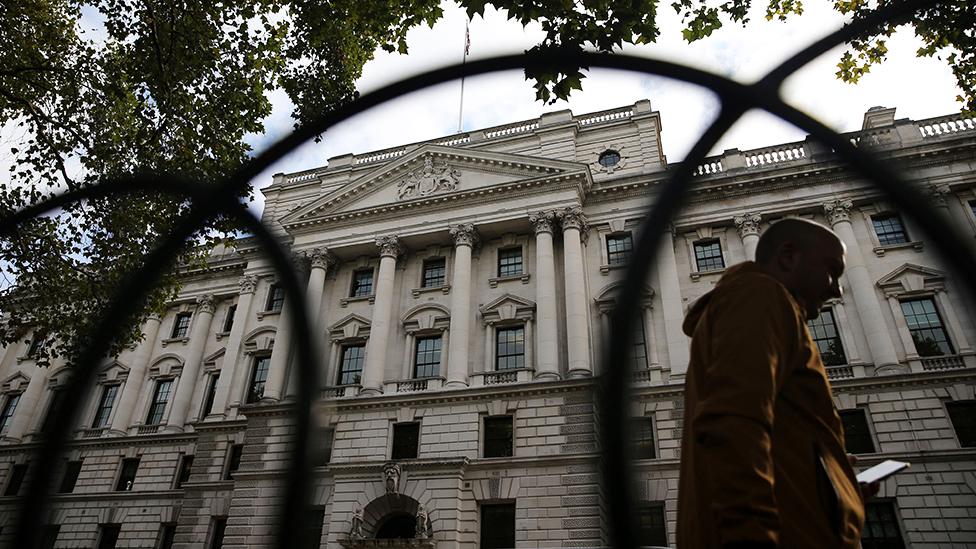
(676, 262, 864, 548)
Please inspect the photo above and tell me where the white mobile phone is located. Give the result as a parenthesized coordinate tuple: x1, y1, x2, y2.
(856, 460, 910, 484)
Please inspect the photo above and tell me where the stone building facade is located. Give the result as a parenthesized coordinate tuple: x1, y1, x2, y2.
(0, 100, 975, 548)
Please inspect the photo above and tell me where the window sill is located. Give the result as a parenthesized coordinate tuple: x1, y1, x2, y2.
(340, 295, 375, 308)
(488, 273, 531, 288)
(599, 263, 628, 274)
(215, 330, 231, 341)
(160, 337, 189, 348)
(411, 284, 451, 298)
(15, 355, 48, 365)
(255, 309, 282, 320)
(690, 267, 726, 281)
(872, 241, 923, 256)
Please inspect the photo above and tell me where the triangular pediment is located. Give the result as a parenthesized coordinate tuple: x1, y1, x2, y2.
(2, 371, 30, 392)
(877, 263, 945, 296)
(329, 313, 371, 340)
(480, 294, 536, 323)
(280, 145, 590, 226)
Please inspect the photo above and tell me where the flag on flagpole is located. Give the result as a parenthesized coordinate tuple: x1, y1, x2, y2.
(464, 20, 470, 56)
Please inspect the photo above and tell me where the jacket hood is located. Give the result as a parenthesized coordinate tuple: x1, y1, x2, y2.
(682, 262, 766, 336)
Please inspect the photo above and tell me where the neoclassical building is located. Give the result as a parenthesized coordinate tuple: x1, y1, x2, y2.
(1, 100, 975, 548)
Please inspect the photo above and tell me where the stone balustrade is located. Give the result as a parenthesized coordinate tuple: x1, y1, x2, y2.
(920, 355, 966, 371)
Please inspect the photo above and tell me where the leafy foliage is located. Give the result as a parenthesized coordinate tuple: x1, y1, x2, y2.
(0, 0, 971, 365)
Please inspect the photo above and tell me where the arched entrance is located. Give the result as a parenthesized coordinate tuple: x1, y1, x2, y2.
(374, 512, 415, 539)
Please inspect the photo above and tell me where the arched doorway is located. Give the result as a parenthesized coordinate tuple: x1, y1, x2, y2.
(375, 512, 415, 539)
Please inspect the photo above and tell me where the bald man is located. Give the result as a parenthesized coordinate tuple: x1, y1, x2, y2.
(676, 219, 872, 549)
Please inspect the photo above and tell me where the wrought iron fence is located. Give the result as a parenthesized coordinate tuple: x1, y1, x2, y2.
(1, 0, 973, 547)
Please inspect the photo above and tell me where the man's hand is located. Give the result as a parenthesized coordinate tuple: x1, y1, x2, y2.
(848, 454, 881, 501)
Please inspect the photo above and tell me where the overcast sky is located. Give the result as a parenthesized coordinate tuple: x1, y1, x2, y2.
(243, 1, 963, 215)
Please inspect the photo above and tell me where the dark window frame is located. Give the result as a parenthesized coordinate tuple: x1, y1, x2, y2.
(0, 393, 21, 433)
(480, 502, 516, 549)
(839, 408, 876, 454)
(175, 454, 194, 489)
(598, 149, 621, 167)
(92, 384, 120, 429)
(222, 304, 237, 333)
(632, 416, 657, 460)
(145, 379, 173, 425)
(693, 239, 725, 272)
(945, 400, 976, 448)
(171, 312, 192, 339)
(247, 355, 270, 404)
(391, 421, 421, 460)
(224, 444, 244, 480)
(4, 462, 28, 496)
(156, 523, 177, 549)
(414, 335, 442, 379)
(202, 372, 220, 417)
(495, 325, 525, 371)
(900, 297, 955, 356)
(27, 333, 46, 357)
(483, 415, 514, 458)
(497, 247, 523, 278)
(97, 524, 122, 549)
(636, 502, 669, 547)
(266, 284, 285, 312)
(39, 524, 60, 549)
(421, 257, 447, 288)
(861, 500, 905, 549)
(350, 268, 375, 298)
(871, 213, 909, 246)
(208, 517, 227, 549)
(606, 232, 634, 266)
(59, 459, 83, 493)
(302, 506, 326, 549)
(337, 343, 365, 385)
(41, 388, 65, 433)
(116, 458, 140, 492)
(807, 308, 848, 366)
(314, 427, 334, 467)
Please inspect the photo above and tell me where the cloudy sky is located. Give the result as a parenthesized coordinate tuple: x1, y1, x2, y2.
(243, 1, 963, 214)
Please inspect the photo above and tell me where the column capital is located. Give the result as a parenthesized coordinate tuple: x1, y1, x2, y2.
(306, 247, 338, 271)
(559, 206, 589, 233)
(823, 198, 854, 226)
(376, 235, 403, 258)
(146, 312, 163, 323)
(196, 294, 217, 315)
(529, 210, 558, 234)
(926, 182, 952, 207)
(733, 212, 762, 239)
(238, 274, 259, 295)
(449, 223, 480, 248)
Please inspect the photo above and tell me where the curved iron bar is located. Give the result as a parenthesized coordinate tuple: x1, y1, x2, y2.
(3, 0, 970, 544)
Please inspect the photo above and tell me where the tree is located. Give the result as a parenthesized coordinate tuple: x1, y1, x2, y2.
(1, 0, 971, 364)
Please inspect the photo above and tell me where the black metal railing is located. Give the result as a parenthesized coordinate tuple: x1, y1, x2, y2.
(2, 0, 973, 547)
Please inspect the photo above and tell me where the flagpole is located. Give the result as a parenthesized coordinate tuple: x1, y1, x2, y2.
(457, 19, 469, 133)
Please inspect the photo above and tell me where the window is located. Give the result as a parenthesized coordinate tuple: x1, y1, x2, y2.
(0, 393, 21, 433)
(606, 233, 633, 266)
(350, 269, 374, 298)
(480, 503, 515, 549)
(422, 257, 446, 287)
(414, 336, 442, 378)
(175, 454, 194, 488)
(946, 400, 976, 447)
(631, 315, 649, 369)
(497, 247, 523, 277)
(598, 149, 621, 167)
(484, 416, 513, 458)
(116, 458, 139, 491)
(314, 427, 334, 466)
(97, 524, 121, 549)
(807, 308, 848, 366)
(900, 298, 954, 356)
(694, 239, 725, 272)
(632, 417, 656, 459)
(391, 422, 420, 460)
(27, 334, 46, 357)
(637, 503, 668, 547)
(4, 463, 27, 496)
(872, 214, 909, 246)
(266, 283, 285, 312)
(202, 372, 220, 417)
(156, 523, 176, 549)
(861, 501, 905, 549)
(171, 312, 192, 339)
(337, 344, 365, 385)
(92, 384, 119, 428)
(247, 356, 270, 403)
(59, 460, 83, 493)
(224, 444, 243, 480)
(222, 304, 237, 333)
(495, 326, 525, 370)
(41, 389, 64, 433)
(839, 409, 876, 454)
(209, 517, 227, 549)
(302, 507, 326, 549)
(39, 525, 60, 549)
(146, 380, 173, 425)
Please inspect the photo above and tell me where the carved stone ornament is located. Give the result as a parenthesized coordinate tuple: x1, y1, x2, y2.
(822, 199, 854, 226)
(397, 155, 461, 200)
(196, 294, 217, 315)
(733, 212, 762, 238)
(415, 504, 432, 539)
(529, 210, 558, 234)
(559, 206, 589, 233)
(926, 183, 951, 207)
(449, 223, 479, 248)
(383, 462, 402, 496)
(238, 275, 258, 295)
(376, 236, 403, 258)
(147, 313, 163, 323)
(307, 247, 338, 271)
(350, 507, 365, 540)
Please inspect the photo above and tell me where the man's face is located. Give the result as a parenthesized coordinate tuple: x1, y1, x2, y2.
(790, 235, 846, 320)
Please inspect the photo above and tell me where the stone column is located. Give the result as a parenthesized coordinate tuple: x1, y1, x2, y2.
(927, 183, 975, 248)
(936, 290, 973, 353)
(306, 248, 337, 325)
(824, 199, 900, 367)
(658, 227, 690, 376)
(560, 207, 592, 378)
(165, 295, 216, 431)
(446, 224, 478, 388)
(362, 236, 402, 395)
(5, 365, 51, 441)
(734, 212, 762, 261)
(214, 275, 258, 415)
(109, 314, 163, 435)
(643, 307, 661, 367)
(530, 211, 560, 380)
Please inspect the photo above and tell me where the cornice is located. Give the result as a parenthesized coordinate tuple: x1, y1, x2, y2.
(0, 431, 199, 455)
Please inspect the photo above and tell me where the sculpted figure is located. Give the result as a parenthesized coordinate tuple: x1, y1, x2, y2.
(350, 507, 364, 540)
(383, 462, 402, 496)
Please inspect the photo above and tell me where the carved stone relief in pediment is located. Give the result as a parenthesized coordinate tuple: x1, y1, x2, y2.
(396, 155, 461, 200)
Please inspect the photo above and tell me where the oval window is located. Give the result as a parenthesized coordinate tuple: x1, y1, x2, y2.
(598, 149, 621, 167)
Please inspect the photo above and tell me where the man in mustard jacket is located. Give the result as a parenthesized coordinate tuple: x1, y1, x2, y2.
(676, 218, 875, 548)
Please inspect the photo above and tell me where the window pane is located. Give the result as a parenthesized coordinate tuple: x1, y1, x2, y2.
(422, 258, 446, 287)
(637, 503, 668, 547)
(5, 463, 27, 496)
(632, 418, 656, 459)
(632, 315, 648, 369)
(157, 523, 176, 549)
(862, 501, 905, 549)
(93, 384, 119, 428)
(480, 503, 515, 549)
(59, 460, 83, 493)
(351, 269, 374, 297)
(607, 233, 633, 265)
(484, 416, 513, 458)
(223, 304, 237, 332)
(391, 422, 420, 460)
(42, 389, 64, 433)
(900, 298, 954, 356)
(0, 393, 21, 433)
(839, 409, 876, 454)
(202, 373, 219, 417)
(872, 214, 908, 246)
(414, 336, 442, 378)
(176, 455, 194, 488)
(338, 345, 365, 385)
(495, 327, 525, 370)
(97, 525, 121, 549)
(497, 248, 523, 277)
(807, 309, 848, 366)
(248, 356, 270, 403)
(267, 284, 285, 311)
(209, 518, 227, 549)
(314, 427, 334, 466)
(694, 240, 725, 272)
(225, 444, 243, 480)
(172, 313, 191, 338)
(946, 400, 976, 448)
(146, 380, 172, 425)
(116, 458, 139, 491)
(303, 507, 326, 549)
(39, 525, 60, 549)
